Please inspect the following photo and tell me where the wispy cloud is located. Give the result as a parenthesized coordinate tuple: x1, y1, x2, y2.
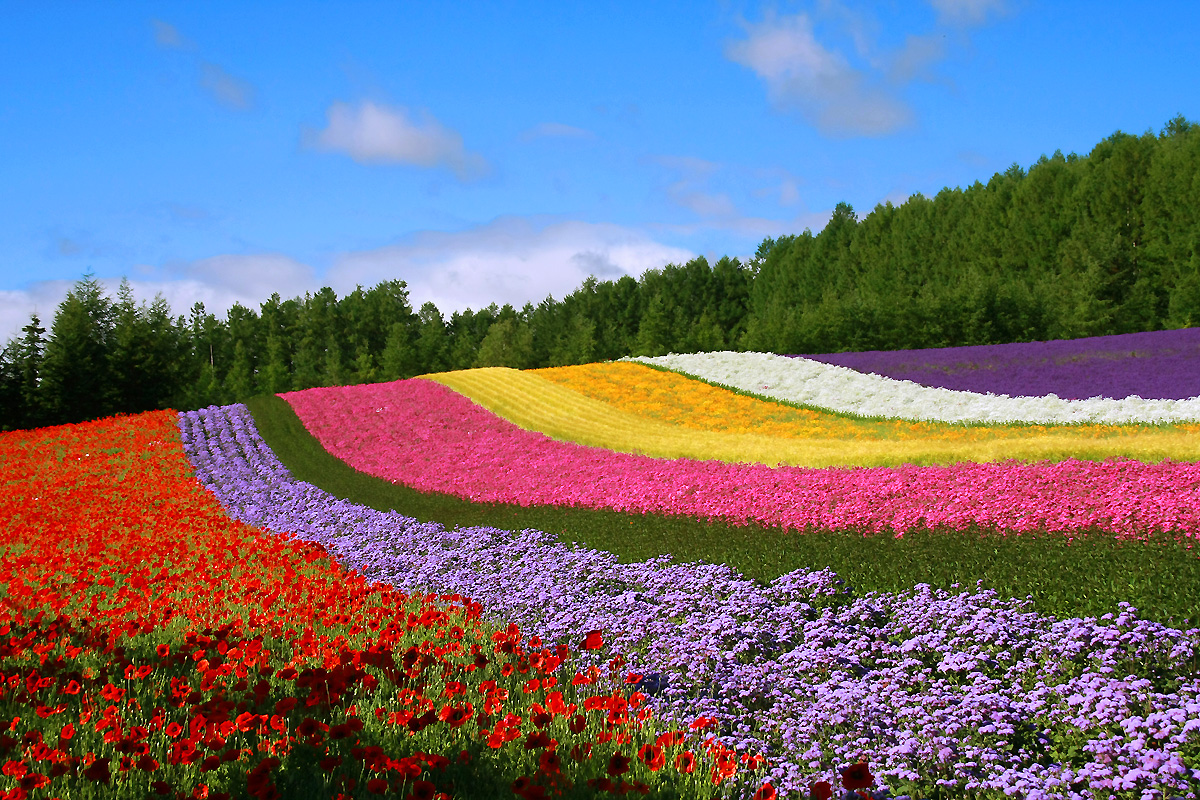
(653, 155, 739, 218)
(304, 100, 491, 181)
(151, 19, 192, 50)
(725, 10, 913, 137)
(887, 33, 947, 84)
(199, 62, 256, 110)
(726, 2, 1010, 137)
(151, 19, 256, 111)
(928, 0, 1008, 26)
(518, 122, 597, 143)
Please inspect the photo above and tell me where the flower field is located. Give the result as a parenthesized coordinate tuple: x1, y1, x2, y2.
(6, 330, 1200, 799)
(801, 328, 1200, 402)
(0, 412, 778, 800)
(626, 352, 1200, 426)
(282, 377, 1200, 539)
(181, 402, 1200, 799)
(426, 362, 1200, 467)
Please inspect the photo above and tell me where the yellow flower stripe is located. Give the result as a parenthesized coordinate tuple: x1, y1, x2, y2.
(421, 364, 1200, 467)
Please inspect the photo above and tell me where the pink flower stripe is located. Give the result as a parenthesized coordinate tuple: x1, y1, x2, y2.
(282, 379, 1200, 539)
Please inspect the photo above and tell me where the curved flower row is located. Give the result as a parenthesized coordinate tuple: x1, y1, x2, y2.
(624, 351, 1200, 425)
(179, 403, 1200, 799)
(429, 363, 1200, 467)
(282, 379, 1200, 538)
(803, 327, 1200, 401)
(0, 410, 780, 800)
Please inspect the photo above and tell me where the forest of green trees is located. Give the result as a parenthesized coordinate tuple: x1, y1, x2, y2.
(3, 115, 1199, 431)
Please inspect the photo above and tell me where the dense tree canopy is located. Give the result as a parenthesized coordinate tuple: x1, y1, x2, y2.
(3, 116, 1199, 430)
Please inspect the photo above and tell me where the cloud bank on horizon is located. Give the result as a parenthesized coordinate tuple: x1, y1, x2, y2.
(2, 0, 1195, 341)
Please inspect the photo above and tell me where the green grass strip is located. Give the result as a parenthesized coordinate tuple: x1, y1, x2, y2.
(245, 393, 1200, 631)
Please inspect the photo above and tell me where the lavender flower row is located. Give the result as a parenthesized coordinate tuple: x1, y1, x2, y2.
(177, 403, 1200, 799)
(802, 327, 1200, 401)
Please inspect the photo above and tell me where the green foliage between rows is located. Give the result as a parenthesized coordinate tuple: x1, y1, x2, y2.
(245, 393, 1200, 633)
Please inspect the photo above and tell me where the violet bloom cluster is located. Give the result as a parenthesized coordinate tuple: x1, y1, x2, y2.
(178, 403, 1200, 799)
(282, 379, 1200, 540)
(802, 327, 1200, 401)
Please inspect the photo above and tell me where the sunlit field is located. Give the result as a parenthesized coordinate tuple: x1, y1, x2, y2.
(4, 331, 1200, 800)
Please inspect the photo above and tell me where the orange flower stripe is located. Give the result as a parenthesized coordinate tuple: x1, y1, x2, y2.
(422, 362, 1200, 467)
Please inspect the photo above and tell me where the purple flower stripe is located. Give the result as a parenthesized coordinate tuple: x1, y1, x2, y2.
(178, 403, 1200, 799)
(800, 327, 1200, 401)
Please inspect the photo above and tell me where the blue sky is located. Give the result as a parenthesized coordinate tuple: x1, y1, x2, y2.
(3, 0, 1198, 341)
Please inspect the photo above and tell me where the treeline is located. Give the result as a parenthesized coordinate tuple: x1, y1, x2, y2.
(2, 115, 1199, 431)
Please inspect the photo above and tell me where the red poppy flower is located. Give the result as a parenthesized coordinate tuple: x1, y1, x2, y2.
(365, 777, 388, 794)
(568, 713, 587, 734)
(83, 757, 111, 783)
(674, 751, 695, 774)
(542, 753, 564, 777)
(841, 761, 874, 790)
(809, 780, 833, 800)
(583, 696, 609, 711)
(606, 753, 631, 776)
(19, 773, 50, 791)
(524, 731, 554, 749)
(59, 723, 75, 741)
(570, 742, 592, 762)
(438, 702, 474, 728)
(582, 630, 603, 650)
(637, 744, 665, 772)
(754, 783, 777, 800)
(655, 730, 686, 748)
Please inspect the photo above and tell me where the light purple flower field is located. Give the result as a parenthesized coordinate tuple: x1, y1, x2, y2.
(178, 403, 1200, 800)
(801, 327, 1200, 400)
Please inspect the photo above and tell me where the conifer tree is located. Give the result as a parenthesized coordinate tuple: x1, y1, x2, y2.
(40, 274, 113, 423)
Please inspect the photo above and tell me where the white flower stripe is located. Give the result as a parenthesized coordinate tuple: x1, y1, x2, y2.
(624, 351, 1200, 426)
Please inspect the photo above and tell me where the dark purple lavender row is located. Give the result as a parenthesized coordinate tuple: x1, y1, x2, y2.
(176, 403, 1200, 799)
(799, 327, 1200, 400)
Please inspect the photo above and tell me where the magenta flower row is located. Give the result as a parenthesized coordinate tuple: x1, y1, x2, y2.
(283, 379, 1200, 539)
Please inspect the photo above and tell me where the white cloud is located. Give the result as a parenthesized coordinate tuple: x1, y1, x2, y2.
(327, 216, 695, 312)
(0, 219, 696, 342)
(518, 122, 597, 143)
(304, 100, 491, 180)
(0, 254, 319, 343)
(171, 252, 319, 302)
(725, 10, 913, 137)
